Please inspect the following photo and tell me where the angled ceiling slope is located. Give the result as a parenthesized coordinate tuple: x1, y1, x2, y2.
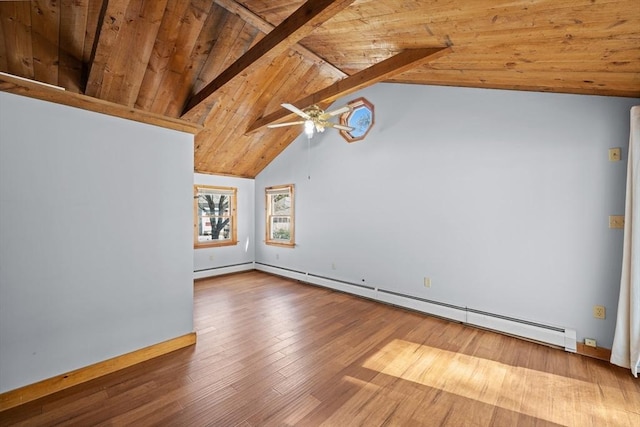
(0, 0, 638, 177)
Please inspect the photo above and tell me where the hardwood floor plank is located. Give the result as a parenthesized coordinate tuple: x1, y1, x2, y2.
(1, 270, 638, 426)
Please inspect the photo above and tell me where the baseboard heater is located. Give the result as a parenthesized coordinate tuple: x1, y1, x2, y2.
(194, 262, 255, 280)
(255, 263, 577, 353)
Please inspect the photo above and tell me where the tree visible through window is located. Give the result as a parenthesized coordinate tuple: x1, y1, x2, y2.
(266, 184, 294, 247)
(194, 185, 237, 248)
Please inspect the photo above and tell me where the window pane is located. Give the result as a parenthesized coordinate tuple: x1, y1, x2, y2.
(270, 194, 290, 215)
(198, 193, 230, 216)
(198, 216, 232, 242)
(270, 216, 291, 240)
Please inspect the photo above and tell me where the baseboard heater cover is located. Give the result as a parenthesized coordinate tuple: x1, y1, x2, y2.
(255, 263, 577, 352)
(193, 262, 255, 280)
(466, 310, 576, 352)
(255, 263, 377, 299)
(376, 289, 467, 323)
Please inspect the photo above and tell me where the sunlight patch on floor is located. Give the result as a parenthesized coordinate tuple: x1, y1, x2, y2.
(357, 339, 639, 426)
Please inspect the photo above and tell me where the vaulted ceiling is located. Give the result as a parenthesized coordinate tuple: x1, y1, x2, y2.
(1, 0, 638, 177)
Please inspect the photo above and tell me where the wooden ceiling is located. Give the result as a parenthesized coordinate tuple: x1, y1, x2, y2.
(1, 0, 638, 178)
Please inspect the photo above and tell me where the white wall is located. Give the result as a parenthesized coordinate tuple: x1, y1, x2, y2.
(256, 83, 639, 349)
(193, 173, 255, 279)
(0, 92, 194, 393)
(3, 82, 631, 393)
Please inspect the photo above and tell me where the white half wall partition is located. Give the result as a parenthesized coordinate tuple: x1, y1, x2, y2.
(255, 83, 640, 350)
(0, 92, 195, 393)
(193, 173, 255, 279)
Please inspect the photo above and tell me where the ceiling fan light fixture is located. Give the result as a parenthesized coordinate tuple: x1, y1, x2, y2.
(274, 103, 354, 139)
(304, 119, 315, 137)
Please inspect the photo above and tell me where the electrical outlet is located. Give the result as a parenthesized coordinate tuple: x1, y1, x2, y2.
(209, 254, 214, 261)
(608, 147, 621, 162)
(585, 338, 597, 348)
(423, 277, 431, 288)
(332, 262, 336, 270)
(593, 305, 606, 319)
(609, 215, 625, 229)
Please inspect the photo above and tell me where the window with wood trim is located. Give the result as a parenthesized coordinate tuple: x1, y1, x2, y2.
(194, 185, 237, 248)
(265, 184, 295, 247)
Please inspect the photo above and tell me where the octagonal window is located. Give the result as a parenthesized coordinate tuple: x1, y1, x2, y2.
(339, 97, 374, 143)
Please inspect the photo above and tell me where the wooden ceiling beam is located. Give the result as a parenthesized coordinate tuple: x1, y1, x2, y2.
(246, 47, 449, 133)
(182, 0, 356, 115)
(213, 0, 347, 79)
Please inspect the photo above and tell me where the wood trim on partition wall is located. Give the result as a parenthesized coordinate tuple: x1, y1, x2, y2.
(0, 74, 202, 135)
(576, 343, 612, 362)
(0, 332, 197, 412)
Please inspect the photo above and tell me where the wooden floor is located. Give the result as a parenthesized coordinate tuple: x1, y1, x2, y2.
(1, 271, 639, 426)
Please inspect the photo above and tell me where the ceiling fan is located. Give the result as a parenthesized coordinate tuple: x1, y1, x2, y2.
(267, 103, 354, 138)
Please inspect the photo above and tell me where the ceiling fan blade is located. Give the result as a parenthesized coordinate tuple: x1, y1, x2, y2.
(281, 103, 310, 119)
(267, 120, 305, 128)
(331, 124, 355, 131)
(321, 105, 351, 118)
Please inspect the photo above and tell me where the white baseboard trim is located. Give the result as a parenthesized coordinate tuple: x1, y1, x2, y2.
(255, 263, 577, 352)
